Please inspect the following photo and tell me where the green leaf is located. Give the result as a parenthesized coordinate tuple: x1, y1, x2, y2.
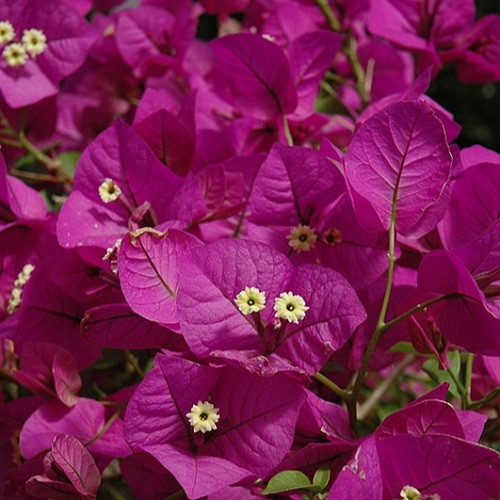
(58, 151, 81, 179)
(262, 470, 312, 495)
(423, 351, 461, 398)
(312, 464, 331, 491)
(388, 342, 419, 355)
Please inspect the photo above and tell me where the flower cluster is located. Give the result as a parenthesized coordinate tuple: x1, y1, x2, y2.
(0, 1, 499, 499)
(0, 21, 47, 67)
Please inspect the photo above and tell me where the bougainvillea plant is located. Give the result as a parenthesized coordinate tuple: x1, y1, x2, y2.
(0, 1, 499, 499)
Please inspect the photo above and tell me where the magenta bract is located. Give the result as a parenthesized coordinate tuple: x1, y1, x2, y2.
(345, 100, 452, 237)
(124, 353, 305, 498)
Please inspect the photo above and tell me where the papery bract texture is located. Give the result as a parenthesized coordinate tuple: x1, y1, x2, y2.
(417, 250, 500, 355)
(20, 397, 129, 461)
(118, 228, 201, 328)
(124, 354, 305, 498)
(0, 0, 95, 108)
(57, 120, 183, 249)
(328, 436, 382, 500)
(211, 33, 298, 120)
(377, 434, 500, 499)
(177, 239, 366, 375)
(345, 100, 452, 237)
(26, 434, 101, 499)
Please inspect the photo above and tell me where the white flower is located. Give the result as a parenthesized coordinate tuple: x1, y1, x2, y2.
(22, 28, 47, 57)
(186, 400, 220, 434)
(0, 21, 15, 44)
(400, 485, 421, 500)
(7, 263, 35, 315)
(3, 43, 27, 67)
(235, 286, 266, 315)
(98, 178, 122, 203)
(287, 224, 317, 253)
(274, 292, 309, 324)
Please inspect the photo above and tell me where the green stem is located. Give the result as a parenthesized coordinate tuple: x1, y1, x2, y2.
(85, 407, 124, 447)
(380, 294, 450, 333)
(0, 137, 22, 148)
(17, 131, 72, 184)
(468, 387, 500, 410)
(343, 35, 370, 106)
(11, 169, 67, 184)
(358, 354, 415, 420)
(314, 0, 342, 32)
(124, 350, 145, 379)
(350, 206, 396, 402)
(0, 366, 16, 383)
(282, 115, 294, 146)
(464, 353, 474, 406)
(446, 365, 467, 403)
(313, 372, 350, 400)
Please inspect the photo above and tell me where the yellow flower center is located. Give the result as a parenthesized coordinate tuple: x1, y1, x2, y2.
(235, 286, 266, 315)
(322, 228, 343, 245)
(400, 485, 421, 500)
(274, 292, 309, 324)
(22, 28, 47, 57)
(186, 400, 220, 433)
(0, 21, 15, 44)
(287, 224, 317, 253)
(3, 43, 27, 67)
(98, 178, 122, 203)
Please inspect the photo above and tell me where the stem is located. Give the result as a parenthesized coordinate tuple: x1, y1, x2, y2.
(314, 0, 342, 32)
(99, 482, 127, 500)
(468, 387, 500, 410)
(343, 35, 370, 106)
(0, 366, 16, 383)
(17, 131, 72, 184)
(446, 365, 467, 402)
(124, 350, 145, 379)
(0, 137, 22, 148)
(313, 372, 350, 400)
(358, 354, 415, 420)
(282, 115, 294, 146)
(314, 1, 370, 106)
(85, 407, 123, 447)
(350, 207, 396, 401)
(380, 294, 450, 333)
(464, 352, 474, 406)
(11, 169, 67, 184)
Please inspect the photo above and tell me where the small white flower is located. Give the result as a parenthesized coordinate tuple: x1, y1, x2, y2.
(22, 28, 47, 57)
(274, 292, 309, 324)
(400, 485, 421, 500)
(98, 178, 122, 203)
(235, 286, 266, 315)
(186, 400, 220, 434)
(3, 43, 27, 67)
(7, 264, 35, 315)
(0, 21, 15, 44)
(287, 224, 317, 253)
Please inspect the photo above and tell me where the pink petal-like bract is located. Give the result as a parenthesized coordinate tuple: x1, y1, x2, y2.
(345, 100, 452, 237)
